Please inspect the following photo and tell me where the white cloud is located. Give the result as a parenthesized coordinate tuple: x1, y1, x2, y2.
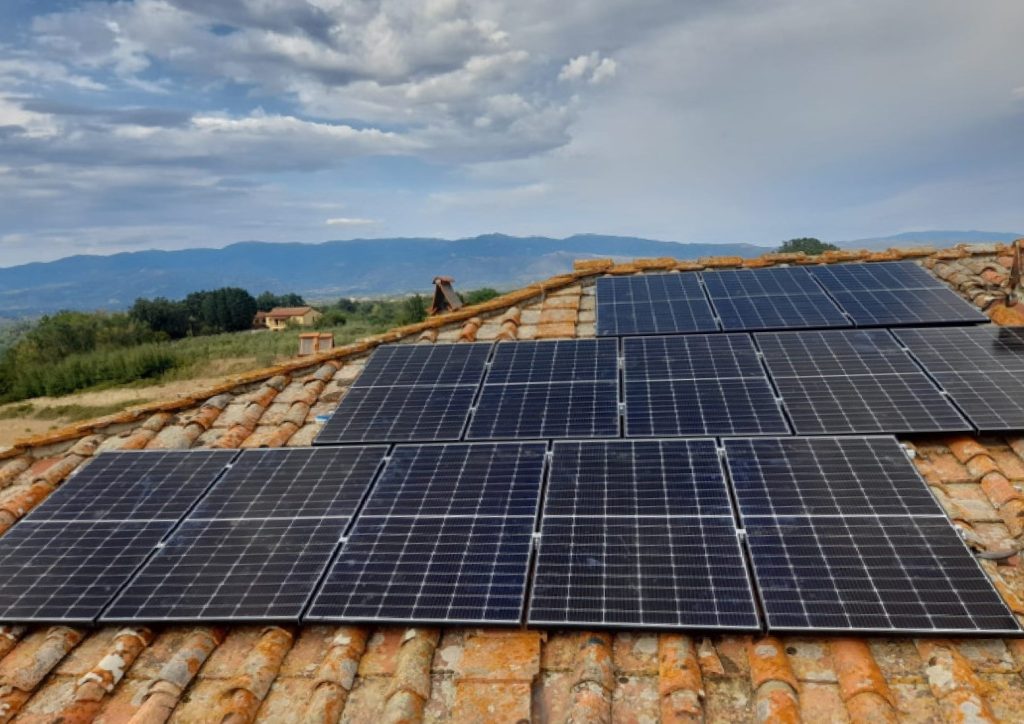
(325, 217, 376, 226)
(558, 52, 617, 84)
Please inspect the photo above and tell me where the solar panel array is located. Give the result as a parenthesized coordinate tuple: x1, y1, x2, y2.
(529, 439, 760, 629)
(623, 335, 790, 436)
(0, 450, 235, 622)
(896, 326, 1024, 431)
(1, 258, 1020, 636)
(103, 446, 387, 622)
(809, 261, 988, 327)
(467, 339, 620, 439)
(306, 443, 545, 624)
(314, 344, 490, 443)
(596, 273, 718, 335)
(725, 437, 1021, 634)
(704, 267, 851, 332)
(596, 261, 987, 336)
(756, 329, 971, 434)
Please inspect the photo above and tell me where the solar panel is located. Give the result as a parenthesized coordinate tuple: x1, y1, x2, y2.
(703, 267, 817, 297)
(306, 442, 546, 624)
(895, 325, 1024, 375)
(352, 343, 491, 387)
(0, 520, 170, 623)
(104, 517, 344, 621)
(829, 288, 988, 327)
(544, 440, 733, 517)
(711, 294, 851, 332)
(595, 273, 719, 336)
(468, 344, 621, 441)
(894, 326, 1024, 431)
(189, 446, 387, 520)
(528, 438, 760, 630)
(756, 330, 971, 434)
(744, 515, 1021, 635)
(623, 334, 789, 436)
(724, 436, 945, 518)
(316, 385, 478, 443)
(486, 339, 618, 384)
(25, 449, 236, 523)
(809, 261, 946, 292)
(726, 435, 1021, 635)
(314, 342, 491, 444)
(529, 516, 760, 629)
(596, 297, 719, 336)
(0, 450, 236, 623)
(597, 273, 705, 303)
(103, 446, 388, 622)
(361, 443, 546, 517)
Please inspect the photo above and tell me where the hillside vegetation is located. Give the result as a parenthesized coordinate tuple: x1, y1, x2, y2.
(0, 287, 494, 405)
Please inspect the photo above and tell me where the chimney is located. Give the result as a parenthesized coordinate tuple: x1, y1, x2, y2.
(429, 276, 463, 315)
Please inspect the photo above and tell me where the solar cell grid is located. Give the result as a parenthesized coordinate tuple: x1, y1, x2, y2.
(104, 517, 344, 622)
(724, 436, 945, 518)
(596, 273, 705, 303)
(351, 343, 491, 387)
(756, 329, 920, 377)
(711, 293, 850, 332)
(624, 377, 790, 437)
(756, 329, 971, 435)
(925, 371, 1024, 431)
(307, 515, 535, 624)
(595, 297, 719, 336)
(467, 381, 620, 440)
(315, 384, 477, 443)
(306, 442, 546, 625)
(702, 267, 818, 297)
(190, 446, 387, 521)
(745, 515, 1021, 634)
(546, 440, 733, 517)
(26, 450, 236, 523)
(830, 288, 987, 327)
(485, 339, 618, 384)
(624, 334, 764, 380)
(809, 260, 945, 292)
(360, 442, 547, 517)
(895, 325, 1024, 375)
(0, 520, 170, 622)
(528, 516, 760, 629)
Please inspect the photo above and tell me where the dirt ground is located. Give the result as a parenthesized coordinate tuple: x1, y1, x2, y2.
(0, 374, 241, 450)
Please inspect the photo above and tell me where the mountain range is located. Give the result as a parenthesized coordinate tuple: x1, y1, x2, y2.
(0, 230, 1018, 318)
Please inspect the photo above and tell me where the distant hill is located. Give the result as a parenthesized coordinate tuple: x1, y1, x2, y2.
(0, 234, 770, 317)
(834, 230, 1021, 251)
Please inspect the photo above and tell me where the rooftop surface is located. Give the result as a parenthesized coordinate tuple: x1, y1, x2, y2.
(1, 243, 1023, 722)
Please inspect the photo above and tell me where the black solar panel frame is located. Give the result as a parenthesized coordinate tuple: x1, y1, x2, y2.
(485, 339, 619, 384)
(351, 342, 492, 388)
(744, 514, 1022, 636)
(595, 297, 720, 337)
(305, 441, 547, 625)
(102, 445, 388, 623)
(467, 381, 621, 440)
(829, 288, 988, 328)
(808, 260, 946, 293)
(528, 437, 761, 631)
(755, 329, 971, 435)
(622, 333, 790, 437)
(0, 449, 238, 623)
(894, 325, 1024, 375)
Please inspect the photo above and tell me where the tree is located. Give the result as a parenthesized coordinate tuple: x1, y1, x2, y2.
(399, 295, 427, 325)
(184, 288, 257, 334)
(130, 297, 189, 339)
(461, 287, 500, 305)
(777, 238, 839, 255)
(255, 291, 306, 312)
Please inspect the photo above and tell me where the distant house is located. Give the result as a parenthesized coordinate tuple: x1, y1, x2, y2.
(263, 306, 322, 331)
(252, 310, 269, 329)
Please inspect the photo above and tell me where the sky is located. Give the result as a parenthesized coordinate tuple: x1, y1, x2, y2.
(0, 0, 1022, 266)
